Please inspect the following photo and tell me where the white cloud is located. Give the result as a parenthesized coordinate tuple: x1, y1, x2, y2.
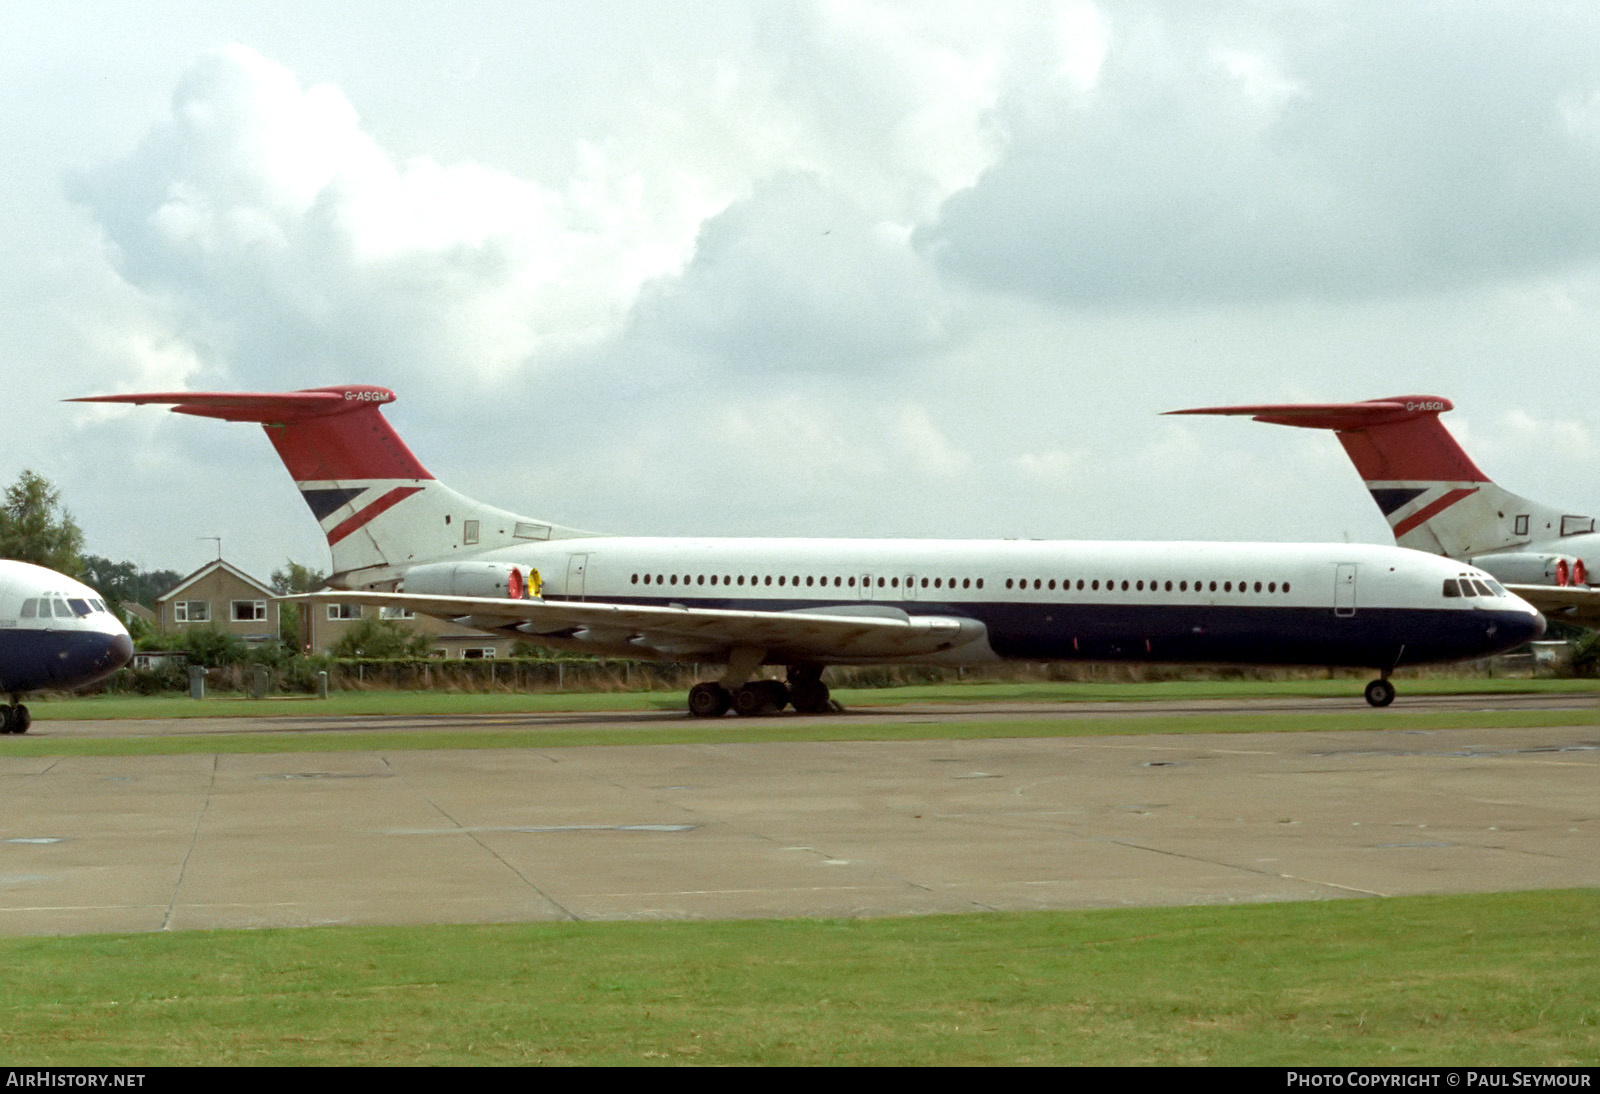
(75, 44, 702, 388)
(923, 3, 1600, 304)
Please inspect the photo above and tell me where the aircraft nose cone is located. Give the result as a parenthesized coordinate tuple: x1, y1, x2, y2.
(106, 631, 134, 671)
(1517, 607, 1548, 644)
(1490, 602, 1547, 650)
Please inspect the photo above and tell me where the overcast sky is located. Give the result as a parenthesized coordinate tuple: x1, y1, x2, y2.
(9, 1, 1599, 581)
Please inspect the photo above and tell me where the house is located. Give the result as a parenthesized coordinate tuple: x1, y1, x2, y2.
(150, 557, 515, 659)
(155, 559, 280, 645)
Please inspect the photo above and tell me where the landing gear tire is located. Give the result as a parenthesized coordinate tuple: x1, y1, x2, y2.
(789, 679, 831, 714)
(12, 705, 28, 733)
(734, 680, 789, 717)
(688, 682, 732, 718)
(0, 707, 10, 735)
(1364, 678, 1396, 708)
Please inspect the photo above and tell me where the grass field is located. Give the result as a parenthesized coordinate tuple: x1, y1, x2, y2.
(5, 677, 1595, 757)
(33, 675, 1600, 721)
(2, 890, 1595, 1066)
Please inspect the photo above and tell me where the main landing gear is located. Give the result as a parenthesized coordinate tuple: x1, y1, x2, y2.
(687, 664, 836, 718)
(0, 698, 32, 734)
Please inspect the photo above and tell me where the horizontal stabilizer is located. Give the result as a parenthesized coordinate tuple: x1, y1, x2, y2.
(1168, 395, 1454, 432)
(72, 385, 431, 481)
(1168, 395, 1488, 483)
(73, 386, 392, 421)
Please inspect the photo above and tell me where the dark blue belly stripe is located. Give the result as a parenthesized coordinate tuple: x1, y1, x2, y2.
(539, 596, 1539, 669)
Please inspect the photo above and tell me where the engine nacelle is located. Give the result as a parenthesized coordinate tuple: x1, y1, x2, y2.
(399, 561, 538, 599)
(1470, 552, 1589, 587)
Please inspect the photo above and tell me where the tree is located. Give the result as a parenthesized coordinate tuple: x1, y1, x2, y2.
(271, 559, 327, 649)
(271, 561, 326, 595)
(81, 555, 183, 613)
(0, 470, 85, 577)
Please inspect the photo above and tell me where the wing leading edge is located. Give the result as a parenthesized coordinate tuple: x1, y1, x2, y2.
(1505, 584, 1600, 628)
(291, 591, 993, 663)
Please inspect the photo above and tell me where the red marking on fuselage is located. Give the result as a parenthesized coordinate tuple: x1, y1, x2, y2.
(1391, 487, 1479, 539)
(326, 486, 424, 545)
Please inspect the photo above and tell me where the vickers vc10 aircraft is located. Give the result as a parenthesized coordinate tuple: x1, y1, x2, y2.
(1170, 396, 1600, 627)
(77, 386, 1544, 711)
(0, 560, 133, 732)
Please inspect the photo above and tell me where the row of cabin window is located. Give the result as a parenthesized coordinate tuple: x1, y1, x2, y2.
(625, 572, 1297, 596)
(631, 573, 986, 590)
(1005, 577, 1292, 594)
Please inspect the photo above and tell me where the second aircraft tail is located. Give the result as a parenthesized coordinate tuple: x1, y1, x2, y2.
(1169, 395, 1588, 562)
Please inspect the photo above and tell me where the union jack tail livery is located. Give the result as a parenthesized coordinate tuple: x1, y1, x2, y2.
(74, 385, 591, 587)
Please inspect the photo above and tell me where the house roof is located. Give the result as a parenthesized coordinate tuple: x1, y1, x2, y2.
(155, 558, 276, 602)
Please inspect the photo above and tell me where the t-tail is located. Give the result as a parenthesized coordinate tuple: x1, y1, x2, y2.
(1169, 395, 1596, 586)
(73, 385, 594, 588)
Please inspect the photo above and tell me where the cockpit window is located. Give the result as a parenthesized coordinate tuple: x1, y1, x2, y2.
(1471, 580, 1495, 597)
(20, 598, 37, 618)
(68, 599, 91, 616)
(1442, 580, 1461, 598)
(1484, 579, 1508, 597)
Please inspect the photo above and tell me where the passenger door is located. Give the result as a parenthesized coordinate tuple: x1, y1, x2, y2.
(1334, 564, 1357, 617)
(565, 554, 590, 600)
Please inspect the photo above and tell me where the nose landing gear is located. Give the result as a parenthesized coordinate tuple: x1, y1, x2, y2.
(1363, 676, 1396, 708)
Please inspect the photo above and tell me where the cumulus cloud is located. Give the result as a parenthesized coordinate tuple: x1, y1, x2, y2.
(922, 4, 1600, 305)
(73, 44, 692, 390)
(69, 15, 1007, 398)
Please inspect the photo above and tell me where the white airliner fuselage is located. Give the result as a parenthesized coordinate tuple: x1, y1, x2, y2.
(0, 560, 133, 732)
(370, 535, 1540, 669)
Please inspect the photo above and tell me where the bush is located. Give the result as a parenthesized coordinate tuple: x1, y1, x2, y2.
(328, 617, 434, 660)
(1570, 631, 1600, 677)
(170, 627, 250, 668)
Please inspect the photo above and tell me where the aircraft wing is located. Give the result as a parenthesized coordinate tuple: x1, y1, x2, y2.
(290, 591, 989, 662)
(1505, 585, 1600, 629)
